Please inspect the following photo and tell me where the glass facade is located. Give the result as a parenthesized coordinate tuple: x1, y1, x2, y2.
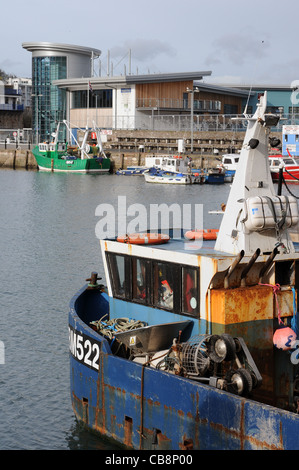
(32, 56, 67, 142)
(72, 89, 112, 109)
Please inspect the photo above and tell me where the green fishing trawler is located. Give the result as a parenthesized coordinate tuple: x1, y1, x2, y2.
(32, 121, 111, 173)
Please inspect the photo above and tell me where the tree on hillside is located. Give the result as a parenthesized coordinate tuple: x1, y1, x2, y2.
(0, 68, 17, 81)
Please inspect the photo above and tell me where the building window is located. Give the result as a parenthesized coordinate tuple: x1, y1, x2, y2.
(266, 106, 283, 114)
(224, 104, 238, 114)
(242, 105, 252, 114)
(72, 89, 112, 109)
(288, 107, 299, 115)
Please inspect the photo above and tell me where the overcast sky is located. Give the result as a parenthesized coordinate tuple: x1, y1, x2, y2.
(2, 0, 299, 86)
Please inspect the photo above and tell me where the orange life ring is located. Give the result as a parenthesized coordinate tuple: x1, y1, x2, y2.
(117, 233, 170, 245)
(184, 229, 219, 240)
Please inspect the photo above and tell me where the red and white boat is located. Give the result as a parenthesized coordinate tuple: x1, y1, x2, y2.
(269, 151, 299, 183)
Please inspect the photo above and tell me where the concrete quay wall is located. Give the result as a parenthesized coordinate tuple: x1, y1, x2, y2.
(0, 129, 280, 171)
(0, 149, 221, 171)
(0, 149, 38, 170)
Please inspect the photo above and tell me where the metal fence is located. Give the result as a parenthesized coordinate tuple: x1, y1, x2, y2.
(1, 113, 299, 147)
(81, 113, 299, 132)
(132, 113, 299, 132)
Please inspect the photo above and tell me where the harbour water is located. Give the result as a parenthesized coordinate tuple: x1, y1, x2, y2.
(0, 168, 296, 450)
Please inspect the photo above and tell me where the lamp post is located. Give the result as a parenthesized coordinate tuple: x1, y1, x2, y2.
(186, 86, 199, 153)
(291, 86, 299, 124)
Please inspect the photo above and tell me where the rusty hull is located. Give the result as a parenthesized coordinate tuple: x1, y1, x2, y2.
(70, 348, 299, 450)
(209, 284, 296, 409)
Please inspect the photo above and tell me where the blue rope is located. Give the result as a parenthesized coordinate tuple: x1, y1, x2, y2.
(291, 287, 299, 337)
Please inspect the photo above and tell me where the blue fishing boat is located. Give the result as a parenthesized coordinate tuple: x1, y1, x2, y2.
(205, 167, 226, 184)
(69, 92, 299, 450)
(143, 167, 195, 184)
(116, 155, 203, 183)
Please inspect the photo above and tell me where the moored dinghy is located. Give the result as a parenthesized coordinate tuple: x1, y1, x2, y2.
(69, 92, 299, 450)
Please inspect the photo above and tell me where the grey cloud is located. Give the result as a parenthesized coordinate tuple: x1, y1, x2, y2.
(110, 38, 177, 62)
(205, 34, 269, 67)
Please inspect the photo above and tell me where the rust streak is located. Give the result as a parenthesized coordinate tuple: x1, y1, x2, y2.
(210, 417, 284, 450)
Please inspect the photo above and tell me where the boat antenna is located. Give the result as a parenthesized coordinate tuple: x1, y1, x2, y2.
(243, 40, 265, 118)
(243, 85, 252, 118)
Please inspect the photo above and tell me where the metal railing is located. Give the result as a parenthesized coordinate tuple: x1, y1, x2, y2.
(0, 104, 24, 111)
(1, 113, 299, 146)
(0, 128, 33, 149)
(111, 113, 298, 132)
(136, 97, 221, 112)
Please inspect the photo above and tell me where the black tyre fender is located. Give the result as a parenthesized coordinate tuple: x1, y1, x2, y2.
(225, 368, 253, 396)
(207, 333, 236, 363)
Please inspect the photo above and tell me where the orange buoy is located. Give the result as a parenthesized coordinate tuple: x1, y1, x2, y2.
(117, 233, 170, 245)
(273, 327, 297, 351)
(184, 229, 219, 241)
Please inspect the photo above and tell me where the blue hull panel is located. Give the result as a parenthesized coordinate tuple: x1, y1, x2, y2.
(206, 174, 225, 184)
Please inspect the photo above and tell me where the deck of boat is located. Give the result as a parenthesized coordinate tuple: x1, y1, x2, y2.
(105, 225, 299, 262)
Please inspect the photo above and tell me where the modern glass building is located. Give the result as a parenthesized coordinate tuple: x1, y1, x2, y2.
(22, 42, 101, 142)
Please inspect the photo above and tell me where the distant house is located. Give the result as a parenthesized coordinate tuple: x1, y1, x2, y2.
(7, 77, 32, 109)
(0, 80, 24, 129)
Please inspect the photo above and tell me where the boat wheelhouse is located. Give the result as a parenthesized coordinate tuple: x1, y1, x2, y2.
(219, 153, 240, 182)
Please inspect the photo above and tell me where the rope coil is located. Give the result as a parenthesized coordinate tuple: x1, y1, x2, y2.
(90, 315, 147, 340)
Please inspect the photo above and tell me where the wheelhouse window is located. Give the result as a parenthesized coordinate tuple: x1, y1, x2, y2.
(107, 253, 127, 299)
(153, 261, 175, 310)
(132, 258, 150, 303)
(106, 252, 200, 317)
(182, 267, 199, 316)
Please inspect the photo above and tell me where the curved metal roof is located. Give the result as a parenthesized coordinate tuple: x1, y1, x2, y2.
(126, 71, 211, 83)
(194, 82, 253, 97)
(22, 42, 101, 58)
(53, 71, 213, 91)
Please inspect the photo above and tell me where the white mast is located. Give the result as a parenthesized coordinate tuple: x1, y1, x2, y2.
(215, 92, 297, 256)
